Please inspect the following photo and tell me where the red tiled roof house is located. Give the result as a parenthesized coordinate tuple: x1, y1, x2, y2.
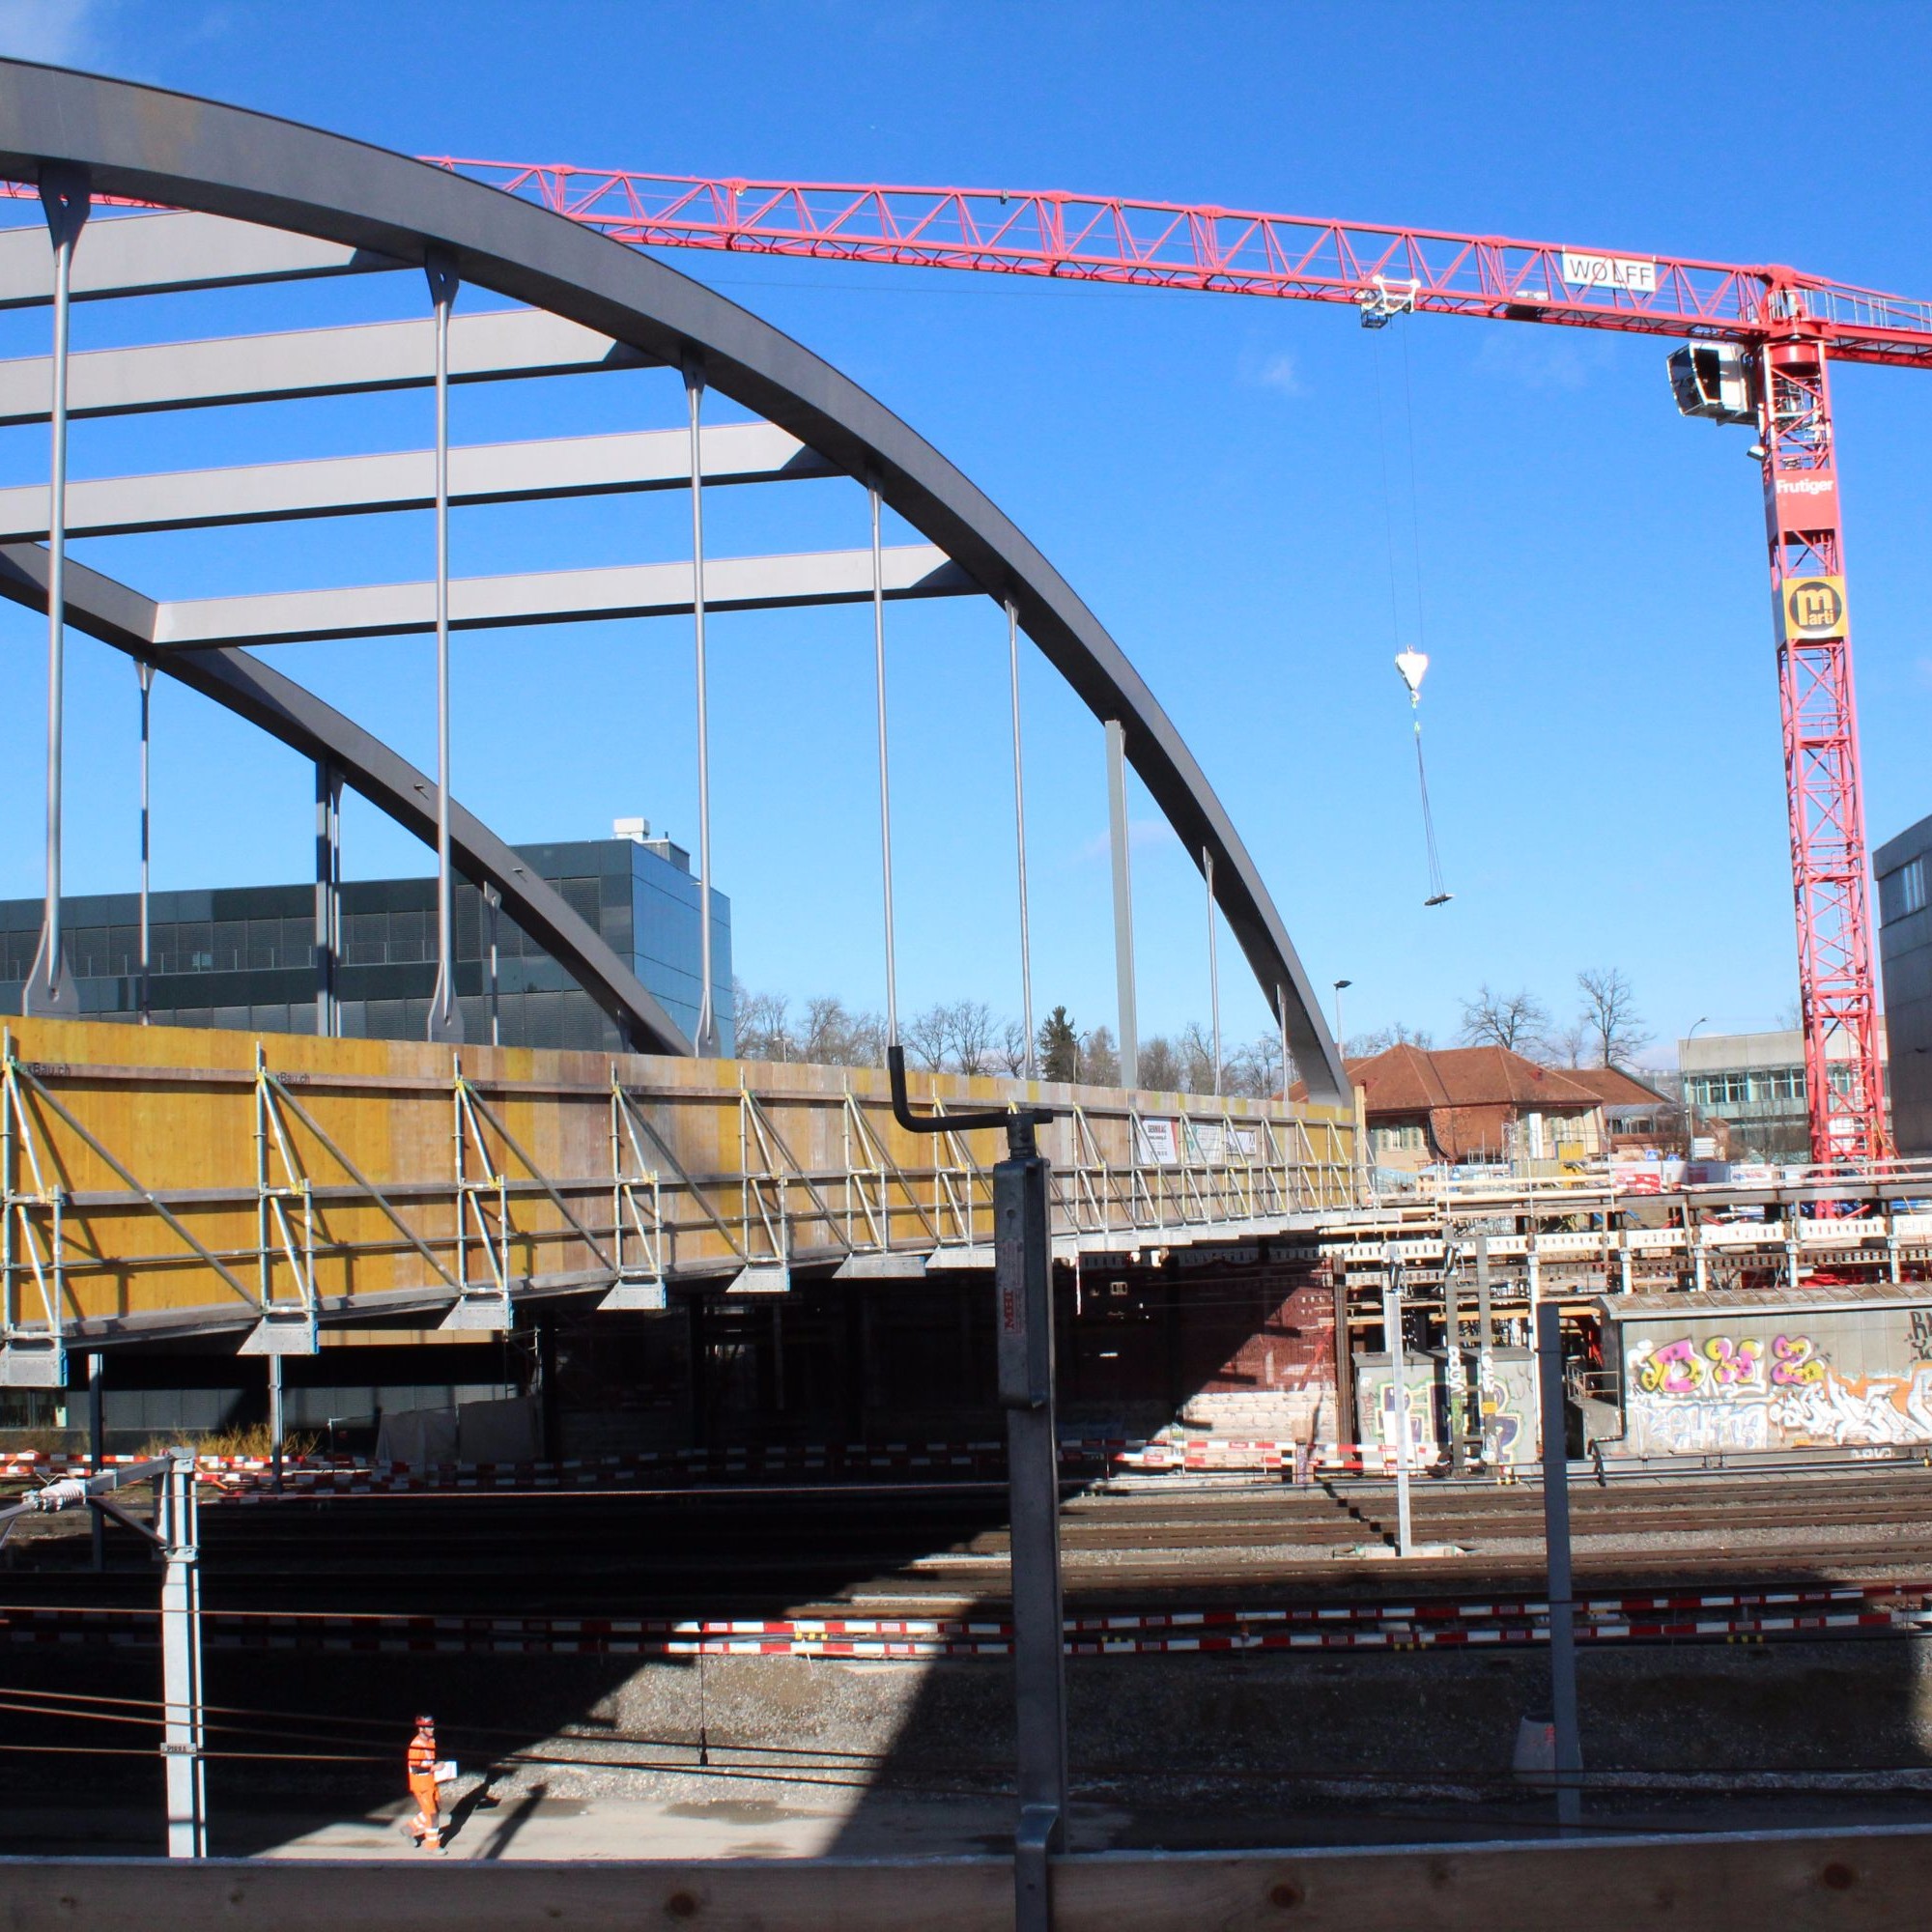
(1345, 1042, 1609, 1172)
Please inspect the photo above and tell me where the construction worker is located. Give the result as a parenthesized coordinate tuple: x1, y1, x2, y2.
(406, 1714, 444, 1850)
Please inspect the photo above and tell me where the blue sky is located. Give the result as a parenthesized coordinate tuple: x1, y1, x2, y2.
(0, 0, 1929, 1065)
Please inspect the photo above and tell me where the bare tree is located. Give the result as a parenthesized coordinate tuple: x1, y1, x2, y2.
(944, 1000, 997, 1076)
(1079, 1023, 1120, 1087)
(1226, 1030, 1285, 1098)
(732, 981, 793, 1062)
(1138, 1036, 1183, 1093)
(1544, 1018, 1588, 1067)
(1457, 984, 1549, 1054)
(902, 1002, 952, 1071)
(1346, 1021, 1434, 1058)
(997, 1017, 1032, 1077)
(792, 995, 887, 1067)
(1177, 1020, 1219, 1093)
(1577, 967, 1653, 1067)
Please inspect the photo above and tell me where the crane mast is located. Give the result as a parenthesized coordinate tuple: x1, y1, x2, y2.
(1758, 339, 1887, 1158)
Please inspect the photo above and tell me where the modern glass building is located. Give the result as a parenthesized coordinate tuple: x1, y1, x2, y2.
(1878, 812, 1932, 1154)
(0, 824, 732, 1055)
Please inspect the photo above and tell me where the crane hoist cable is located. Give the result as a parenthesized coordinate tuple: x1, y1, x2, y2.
(1370, 319, 1452, 908)
(1396, 648, 1451, 906)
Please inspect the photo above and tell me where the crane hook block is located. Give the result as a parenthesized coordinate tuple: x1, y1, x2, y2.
(1394, 648, 1430, 703)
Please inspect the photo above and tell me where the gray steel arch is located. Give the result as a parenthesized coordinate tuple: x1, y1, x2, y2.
(0, 57, 1349, 1099)
(0, 542, 692, 1056)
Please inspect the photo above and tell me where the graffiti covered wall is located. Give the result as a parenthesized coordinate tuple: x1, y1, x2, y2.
(1620, 1301, 1932, 1454)
(1352, 1348, 1537, 1464)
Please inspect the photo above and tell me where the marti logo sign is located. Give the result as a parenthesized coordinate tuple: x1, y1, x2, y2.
(1779, 575, 1848, 641)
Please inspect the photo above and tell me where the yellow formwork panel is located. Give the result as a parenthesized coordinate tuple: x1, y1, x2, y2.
(0, 1015, 1357, 1336)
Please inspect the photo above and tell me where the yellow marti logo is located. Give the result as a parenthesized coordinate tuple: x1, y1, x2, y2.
(1780, 575, 1847, 640)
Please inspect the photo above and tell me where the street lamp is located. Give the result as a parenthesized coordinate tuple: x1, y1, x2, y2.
(1332, 979, 1352, 1048)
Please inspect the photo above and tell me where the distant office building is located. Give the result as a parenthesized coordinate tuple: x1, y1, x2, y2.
(1677, 1023, 1888, 1162)
(0, 822, 732, 1056)
(1877, 813, 1932, 1153)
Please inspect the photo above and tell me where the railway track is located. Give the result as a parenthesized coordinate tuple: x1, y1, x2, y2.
(7, 1465, 1932, 1620)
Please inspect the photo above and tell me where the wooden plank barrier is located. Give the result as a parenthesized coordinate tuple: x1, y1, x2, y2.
(1, 1825, 1929, 1930)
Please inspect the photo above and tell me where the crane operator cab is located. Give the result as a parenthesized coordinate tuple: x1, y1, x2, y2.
(1667, 343, 1757, 426)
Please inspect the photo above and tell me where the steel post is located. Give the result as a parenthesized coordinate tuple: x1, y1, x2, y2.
(1476, 1236, 1494, 1472)
(995, 1122, 1066, 1932)
(1535, 1298, 1582, 1831)
(269, 1352, 284, 1496)
(1382, 1262, 1413, 1555)
(159, 1455, 207, 1858)
(88, 1350, 103, 1571)
(313, 761, 341, 1038)
(425, 252, 461, 1043)
(136, 662, 154, 1023)
(685, 356, 718, 1057)
(24, 167, 88, 1019)
(1008, 601, 1036, 1076)
(870, 479, 898, 1046)
(1104, 719, 1138, 1091)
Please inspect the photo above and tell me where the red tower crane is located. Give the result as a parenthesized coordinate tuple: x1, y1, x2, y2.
(419, 163, 1928, 1164)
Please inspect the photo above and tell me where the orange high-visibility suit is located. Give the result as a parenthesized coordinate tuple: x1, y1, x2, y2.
(407, 1722, 442, 1847)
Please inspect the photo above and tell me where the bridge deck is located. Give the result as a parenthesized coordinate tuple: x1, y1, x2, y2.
(0, 1016, 1357, 1377)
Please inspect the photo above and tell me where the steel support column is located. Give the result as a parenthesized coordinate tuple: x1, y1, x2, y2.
(1105, 719, 1138, 1092)
(425, 250, 461, 1044)
(88, 1350, 103, 1570)
(1476, 1236, 1494, 1471)
(22, 165, 88, 1018)
(995, 1122, 1066, 1932)
(1383, 1262, 1413, 1554)
(1536, 1299, 1582, 1832)
(268, 1352, 284, 1495)
(158, 1455, 207, 1858)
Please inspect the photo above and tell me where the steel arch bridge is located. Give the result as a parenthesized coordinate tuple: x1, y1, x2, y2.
(0, 60, 1356, 1376)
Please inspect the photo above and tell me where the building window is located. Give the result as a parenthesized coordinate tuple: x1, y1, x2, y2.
(1369, 1122, 1426, 1153)
(1880, 857, 1926, 924)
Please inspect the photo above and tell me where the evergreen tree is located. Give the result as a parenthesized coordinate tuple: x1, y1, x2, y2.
(1037, 1005, 1079, 1082)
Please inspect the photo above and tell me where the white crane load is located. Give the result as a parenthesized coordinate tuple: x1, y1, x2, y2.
(1394, 649, 1452, 907)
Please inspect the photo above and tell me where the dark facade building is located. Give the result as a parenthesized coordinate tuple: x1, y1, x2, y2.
(1877, 812, 1932, 1154)
(0, 824, 733, 1055)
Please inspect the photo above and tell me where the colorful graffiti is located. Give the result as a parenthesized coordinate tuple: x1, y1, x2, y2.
(1626, 1319, 1932, 1455)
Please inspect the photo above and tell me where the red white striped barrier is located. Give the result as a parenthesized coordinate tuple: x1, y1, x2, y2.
(2, 1581, 1922, 1660)
(0, 1438, 1498, 1493)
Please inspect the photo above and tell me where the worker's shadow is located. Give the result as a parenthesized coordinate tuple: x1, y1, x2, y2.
(443, 1776, 544, 1859)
